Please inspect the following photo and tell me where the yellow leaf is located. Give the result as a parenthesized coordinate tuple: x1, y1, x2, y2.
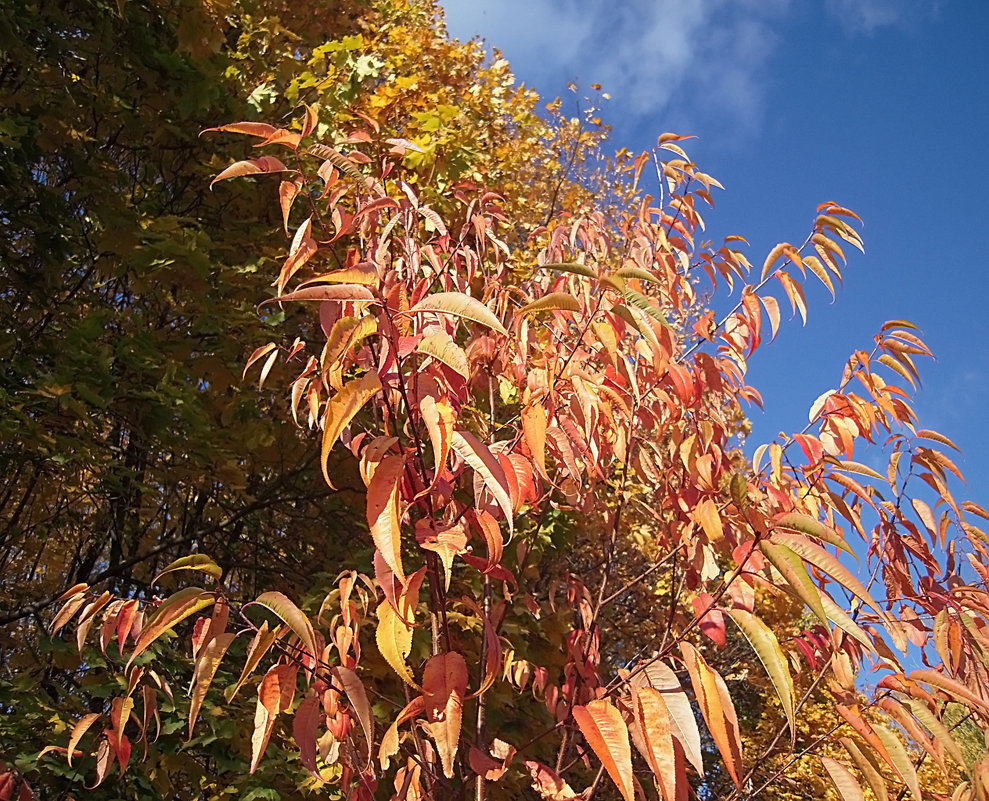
(321, 372, 381, 487)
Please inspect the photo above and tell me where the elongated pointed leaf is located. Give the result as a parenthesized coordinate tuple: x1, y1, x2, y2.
(768, 531, 883, 615)
(321, 372, 382, 486)
(423, 652, 468, 778)
(615, 266, 663, 284)
(127, 589, 216, 669)
(293, 690, 322, 776)
(759, 541, 828, 626)
(726, 609, 795, 740)
(367, 453, 407, 584)
(630, 660, 703, 776)
(332, 666, 374, 768)
(188, 632, 235, 736)
(226, 622, 278, 702)
(841, 737, 889, 801)
(902, 698, 965, 767)
(680, 642, 743, 787)
(875, 726, 922, 801)
(375, 572, 423, 688)
(774, 512, 856, 559)
(210, 156, 290, 188)
(522, 403, 548, 480)
(251, 591, 317, 660)
(573, 699, 635, 801)
(67, 713, 101, 766)
(417, 331, 470, 378)
(909, 669, 989, 714)
(409, 292, 508, 336)
(419, 395, 455, 496)
(622, 287, 670, 328)
(821, 756, 865, 801)
(451, 430, 514, 533)
(536, 261, 597, 279)
(519, 293, 581, 315)
(250, 664, 298, 773)
(262, 284, 376, 306)
(632, 687, 679, 801)
(153, 554, 222, 584)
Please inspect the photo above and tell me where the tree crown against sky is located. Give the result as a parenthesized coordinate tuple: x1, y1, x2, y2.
(3, 2, 989, 801)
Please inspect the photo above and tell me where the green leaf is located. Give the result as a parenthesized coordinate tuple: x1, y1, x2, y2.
(726, 609, 796, 741)
(518, 293, 582, 315)
(536, 262, 597, 279)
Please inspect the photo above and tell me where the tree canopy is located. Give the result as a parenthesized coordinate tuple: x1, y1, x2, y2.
(2, 2, 988, 801)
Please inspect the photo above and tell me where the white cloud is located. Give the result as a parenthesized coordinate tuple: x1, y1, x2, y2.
(825, 0, 944, 34)
(440, 0, 789, 142)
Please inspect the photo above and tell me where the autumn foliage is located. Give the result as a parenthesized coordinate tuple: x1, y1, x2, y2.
(5, 2, 989, 801)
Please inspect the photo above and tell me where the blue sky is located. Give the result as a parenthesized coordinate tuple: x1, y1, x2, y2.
(441, 0, 989, 506)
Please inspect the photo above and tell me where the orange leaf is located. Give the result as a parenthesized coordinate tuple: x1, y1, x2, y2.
(632, 686, 680, 801)
(630, 660, 703, 776)
(419, 394, 456, 497)
(415, 521, 467, 592)
(521, 403, 549, 480)
(67, 713, 101, 767)
(423, 652, 469, 778)
(250, 664, 298, 773)
(367, 453, 407, 584)
(127, 588, 216, 669)
(210, 156, 290, 188)
(251, 591, 317, 660)
(188, 632, 235, 736)
(572, 699, 635, 801)
(680, 642, 743, 786)
(524, 760, 580, 800)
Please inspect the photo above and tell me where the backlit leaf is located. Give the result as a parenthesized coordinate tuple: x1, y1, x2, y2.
(127, 588, 216, 669)
(573, 699, 635, 801)
(251, 591, 317, 660)
(423, 652, 468, 778)
(519, 293, 582, 315)
(631, 687, 679, 801)
(417, 331, 470, 377)
(451, 430, 514, 533)
(321, 372, 382, 486)
(153, 554, 222, 584)
(630, 660, 703, 775)
(680, 642, 743, 786)
(726, 609, 796, 741)
(821, 757, 865, 801)
(366, 453, 407, 584)
(408, 292, 508, 336)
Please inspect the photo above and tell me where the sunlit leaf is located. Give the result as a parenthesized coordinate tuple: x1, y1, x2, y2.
(250, 591, 317, 660)
(423, 652, 468, 778)
(573, 699, 635, 801)
(408, 292, 508, 336)
(726, 609, 796, 741)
